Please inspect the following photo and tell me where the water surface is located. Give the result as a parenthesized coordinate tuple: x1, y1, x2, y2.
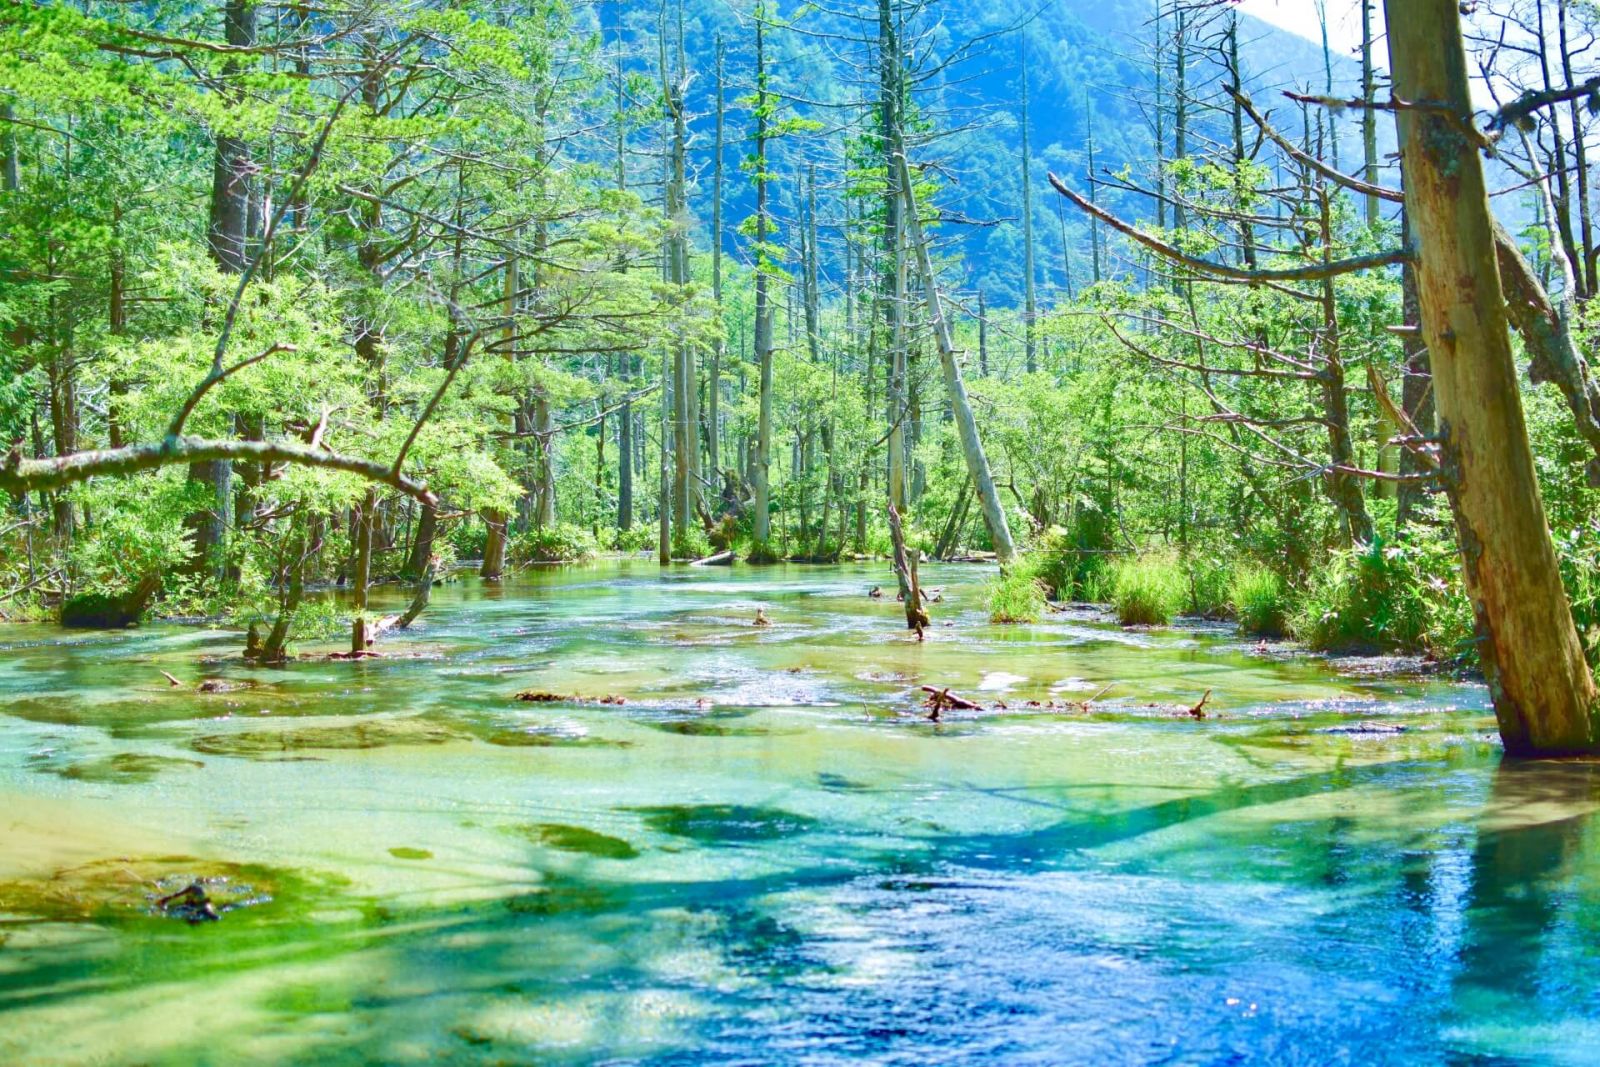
(1, 561, 1597, 1065)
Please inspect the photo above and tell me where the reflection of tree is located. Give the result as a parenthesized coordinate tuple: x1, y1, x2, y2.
(1456, 761, 1600, 1008)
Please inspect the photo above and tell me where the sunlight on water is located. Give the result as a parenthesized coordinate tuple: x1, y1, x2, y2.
(1, 561, 1597, 1065)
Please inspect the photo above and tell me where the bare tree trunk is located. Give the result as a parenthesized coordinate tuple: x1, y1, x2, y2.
(897, 154, 1017, 562)
(1, 102, 18, 192)
(1557, 0, 1595, 295)
(749, 11, 775, 561)
(1317, 191, 1374, 544)
(1360, 0, 1378, 227)
(1387, 0, 1598, 756)
(709, 36, 726, 486)
(187, 0, 256, 580)
(1020, 37, 1038, 374)
(663, 11, 694, 552)
(659, 346, 672, 564)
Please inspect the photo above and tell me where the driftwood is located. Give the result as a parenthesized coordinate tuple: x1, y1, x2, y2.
(690, 550, 735, 567)
(920, 685, 983, 711)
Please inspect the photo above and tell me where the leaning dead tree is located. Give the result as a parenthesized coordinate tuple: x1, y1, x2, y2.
(897, 152, 1017, 563)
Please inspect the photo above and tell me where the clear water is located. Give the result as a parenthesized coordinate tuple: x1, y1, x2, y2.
(1, 561, 1597, 1065)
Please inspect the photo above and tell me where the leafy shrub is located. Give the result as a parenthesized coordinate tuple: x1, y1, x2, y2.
(1229, 566, 1287, 637)
(988, 564, 1048, 623)
(448, 520, 488, 562)
(672, 527, 713, 561)
(1291, 537, 1434, 653)
(1024, 519, 1113, 602)
(614, 524, 655, 554)
(509, 523, 598, 565)
(1111, 553, 1186, 626)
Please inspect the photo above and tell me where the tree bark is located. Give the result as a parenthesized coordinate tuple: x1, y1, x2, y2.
(1386, 0, 1598, 756)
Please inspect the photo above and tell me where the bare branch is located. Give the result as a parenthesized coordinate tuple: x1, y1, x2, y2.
(1047, 173, 1410, 282)
(3, 439, 437, 507)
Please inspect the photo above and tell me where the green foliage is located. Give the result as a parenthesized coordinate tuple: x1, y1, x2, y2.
(988, 563, 1048, 623)
(1183, 555, 1233, 619)
(1229, 567, 1287, 637)
(510, 523, 599, 565)
(1290, 535, 1470, 655)
(614, 525, 656, 554)
(1110, 554, 1186, 626)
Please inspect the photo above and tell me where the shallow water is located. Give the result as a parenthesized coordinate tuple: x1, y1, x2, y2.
(1, 560, 1597, 1065)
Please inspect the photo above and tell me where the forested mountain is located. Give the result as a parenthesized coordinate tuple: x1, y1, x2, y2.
(647, 0, 1377, 307)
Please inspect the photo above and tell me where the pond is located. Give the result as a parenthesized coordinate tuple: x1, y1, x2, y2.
(1, 561, 1596, 1064)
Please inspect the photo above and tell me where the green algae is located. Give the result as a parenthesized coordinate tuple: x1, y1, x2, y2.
(44, 752, 205, 784)
(518, 823, 640, 859)
(387, 847, 433, 860)
(648, 718, 770, 737)
(191, 717, 463, 758)
(629, 804, 819, 844)
(476, 725, 632, 748)
(0, 855, 344, 926)
(504, 874, 623, 917)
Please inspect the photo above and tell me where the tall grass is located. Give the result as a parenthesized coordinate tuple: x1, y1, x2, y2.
(988, 563, 1048, 623)
(1229, 566, 1287, 637)
(1111, 554, 1186, 626)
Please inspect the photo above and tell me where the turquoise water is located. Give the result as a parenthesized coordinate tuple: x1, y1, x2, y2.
(0, 561, 1597, 1064)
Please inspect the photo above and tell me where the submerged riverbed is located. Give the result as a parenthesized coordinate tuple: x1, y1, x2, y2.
(1, 560, 1597, 1065)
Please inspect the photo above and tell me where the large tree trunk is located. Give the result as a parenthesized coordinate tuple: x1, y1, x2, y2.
(1386, 0, 1598, 756)
(404, 501, 435, 577)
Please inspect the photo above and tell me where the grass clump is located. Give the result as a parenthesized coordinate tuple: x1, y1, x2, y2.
(1291, 537, 1431, 653)
(1110, 553, 1186, 626)
(1229, 566, 1288, 637)
(988, 562, 1049, 623)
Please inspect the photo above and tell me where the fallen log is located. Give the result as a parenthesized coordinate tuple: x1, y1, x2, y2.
(691, 550, 736, 567)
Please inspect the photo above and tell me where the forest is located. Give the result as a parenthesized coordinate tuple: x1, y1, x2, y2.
(4, 0, 1600, 1063)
